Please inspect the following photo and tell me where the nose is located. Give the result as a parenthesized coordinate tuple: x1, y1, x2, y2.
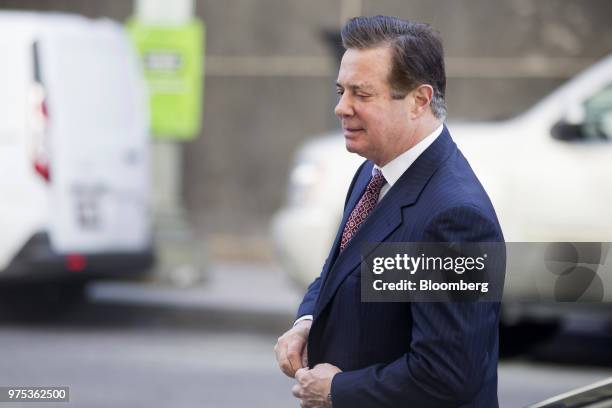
(334, 93, 354, 118)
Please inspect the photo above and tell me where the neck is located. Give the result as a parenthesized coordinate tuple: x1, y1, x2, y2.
(374, 117, 443, 167)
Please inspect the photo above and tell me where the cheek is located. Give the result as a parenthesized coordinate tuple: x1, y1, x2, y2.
(359, 107, 388, 132)
(379, 109, 408, 136)
(365, 116, 390, 140)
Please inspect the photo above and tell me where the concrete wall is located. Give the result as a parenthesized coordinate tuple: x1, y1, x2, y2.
(2, 0, 611, 239)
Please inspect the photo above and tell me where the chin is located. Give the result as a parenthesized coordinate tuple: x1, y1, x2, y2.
(344, 139, 360, 154)
(344, 141, 370, 161)
(344, 140, 355, 152)
(344, 136, 361, 151)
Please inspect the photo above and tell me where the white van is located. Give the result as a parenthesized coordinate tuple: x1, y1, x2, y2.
(0, 12, 153, 300)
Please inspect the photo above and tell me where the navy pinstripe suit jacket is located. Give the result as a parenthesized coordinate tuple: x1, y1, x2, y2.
(297, 126, 504, 408)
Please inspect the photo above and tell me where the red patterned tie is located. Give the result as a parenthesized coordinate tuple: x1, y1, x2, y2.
(340, 169, 386, 251)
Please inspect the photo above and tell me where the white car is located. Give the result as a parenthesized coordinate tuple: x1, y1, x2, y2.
(0, 12, 153, 309)
(272, 52, 612, 304)
(528, 377, 612, 408)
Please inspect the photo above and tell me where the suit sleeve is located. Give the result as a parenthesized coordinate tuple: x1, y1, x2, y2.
(295, 160, 369, 319)
(330, 205, 503, 408)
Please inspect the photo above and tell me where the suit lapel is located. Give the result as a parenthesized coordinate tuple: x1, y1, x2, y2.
(314, 126, 456, 318)
(314, 162, 371, 298)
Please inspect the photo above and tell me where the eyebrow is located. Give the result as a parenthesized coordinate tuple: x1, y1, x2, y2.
(335, 81, 376, 93)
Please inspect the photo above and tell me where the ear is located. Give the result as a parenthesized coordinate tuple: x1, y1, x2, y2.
(410, 84, 434, 118)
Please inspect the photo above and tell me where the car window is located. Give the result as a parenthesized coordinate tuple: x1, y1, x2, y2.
(582, 83, 612, 140)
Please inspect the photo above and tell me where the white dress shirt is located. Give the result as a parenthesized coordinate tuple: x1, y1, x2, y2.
(294, 124, 444, 326)
(375, 123, 443, 201)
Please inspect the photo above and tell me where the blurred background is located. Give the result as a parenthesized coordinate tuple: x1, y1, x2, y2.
(0, 0, 611, 407)
(3, 0, 611, 251)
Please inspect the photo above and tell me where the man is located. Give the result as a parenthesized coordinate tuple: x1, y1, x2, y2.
(275, 16, 503, 408)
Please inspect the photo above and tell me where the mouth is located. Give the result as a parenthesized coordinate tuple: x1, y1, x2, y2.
(343, 127, 364, 136)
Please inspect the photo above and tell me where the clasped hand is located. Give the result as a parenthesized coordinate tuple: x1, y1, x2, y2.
(275, 320, 341, 407)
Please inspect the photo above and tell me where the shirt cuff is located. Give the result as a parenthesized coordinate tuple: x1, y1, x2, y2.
(293, 315, 313, 326)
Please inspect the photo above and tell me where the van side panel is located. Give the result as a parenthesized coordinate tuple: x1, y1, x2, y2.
(40, 20, 151, 254)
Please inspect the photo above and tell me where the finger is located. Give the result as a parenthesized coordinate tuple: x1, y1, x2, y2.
(279, 352, 295, 377)
(287, 340, 305, 373)
(295, 367, 308, 383)
(291, 383, 303, 399)
(276, 339, 296, 377)
(274, 336, 284, 363)
(288, 351, 296, 373)
(275, 334, 288, 358)
(280, 356, 296, 378)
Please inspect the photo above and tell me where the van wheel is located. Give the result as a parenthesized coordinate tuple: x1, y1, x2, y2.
(0, 282, 87, 322)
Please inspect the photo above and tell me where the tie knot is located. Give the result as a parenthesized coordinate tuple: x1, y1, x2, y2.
(370, 168, 386, 190)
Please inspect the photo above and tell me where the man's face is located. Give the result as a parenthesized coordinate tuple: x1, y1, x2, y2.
(335, 46, 415, 166)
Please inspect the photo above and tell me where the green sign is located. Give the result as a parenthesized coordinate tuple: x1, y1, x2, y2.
(128, 19, 204, 140)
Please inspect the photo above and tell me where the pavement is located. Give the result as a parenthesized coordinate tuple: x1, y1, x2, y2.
(2, 262, 612, 407)
(88, 262, 303, 332)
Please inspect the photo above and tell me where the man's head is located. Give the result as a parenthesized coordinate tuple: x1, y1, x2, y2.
(335, 16, 446, 166)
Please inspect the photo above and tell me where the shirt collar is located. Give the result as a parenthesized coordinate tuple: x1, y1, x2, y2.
(372, 123, 444, 187)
